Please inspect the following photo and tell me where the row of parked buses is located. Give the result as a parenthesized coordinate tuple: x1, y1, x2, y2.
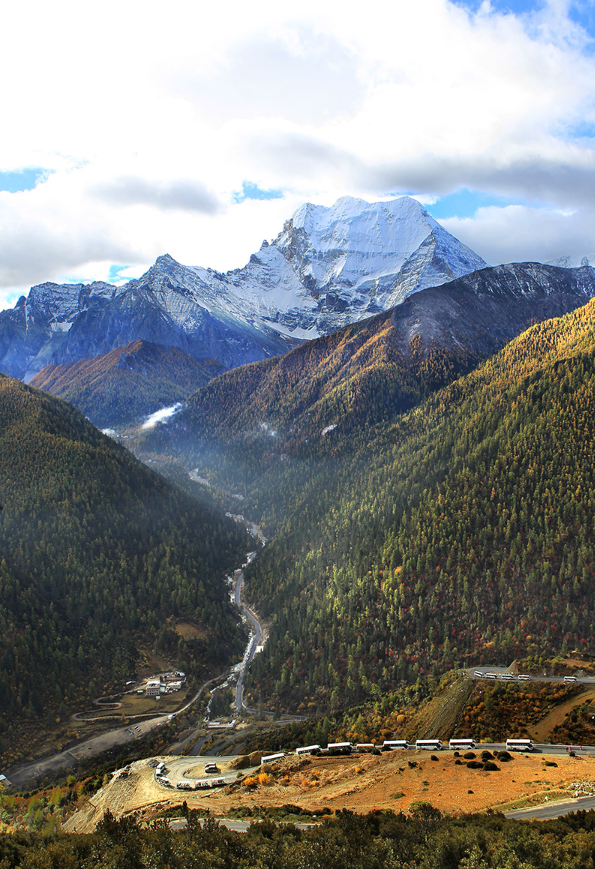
(261, 738, 536, 762)
(476, 671, 579, 685)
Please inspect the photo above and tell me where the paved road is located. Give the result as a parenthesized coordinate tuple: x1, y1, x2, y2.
(505, 795, 595, 821)
(5, 672, 228, 789)
(233, 566, 263, 714)
(469, 667, 595, 686)
(188, 734, 214, 756)
(453, 742, 595, 757)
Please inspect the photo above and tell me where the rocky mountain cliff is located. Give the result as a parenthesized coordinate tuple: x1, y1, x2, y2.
(0, 196, 487, 380)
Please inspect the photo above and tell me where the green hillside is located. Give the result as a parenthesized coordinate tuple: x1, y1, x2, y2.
(30, 341, 225, 429)
(0, 375, 247, 765)
(240, 300, 595, 713)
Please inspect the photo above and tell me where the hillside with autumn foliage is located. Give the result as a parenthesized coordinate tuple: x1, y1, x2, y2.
(234, 299, 595, 713)
(30, 341, 225, 429)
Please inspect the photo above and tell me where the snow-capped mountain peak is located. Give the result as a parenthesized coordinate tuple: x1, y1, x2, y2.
(0, 195, 489, 380)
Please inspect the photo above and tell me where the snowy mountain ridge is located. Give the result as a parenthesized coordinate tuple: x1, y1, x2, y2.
(187, 195, 488, 337)
(0, 195, 489, 379)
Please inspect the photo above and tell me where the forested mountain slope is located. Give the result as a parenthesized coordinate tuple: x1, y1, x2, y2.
(153, 261, 595, 459)
(30, 341, 225, 429)
(241, 300, 595, 713)
(0, 376, 247, 764)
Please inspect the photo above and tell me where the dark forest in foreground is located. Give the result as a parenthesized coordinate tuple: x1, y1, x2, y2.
(3, 806, 595, 868)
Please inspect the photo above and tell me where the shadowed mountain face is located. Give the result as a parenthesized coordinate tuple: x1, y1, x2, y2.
(0, 196, 486, 381)
(0, 272, 294, 382)
(30, 340, 226, 429)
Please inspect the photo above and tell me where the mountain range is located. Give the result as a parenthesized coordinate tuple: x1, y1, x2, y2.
(135, 260, 595, 458)
(190, 296, 595, 714)
(0, 196, 486, 381)
(4, 192, 595, 746)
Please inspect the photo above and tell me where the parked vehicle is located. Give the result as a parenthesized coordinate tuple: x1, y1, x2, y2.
(262, 753, 285, 763)
(327, 742, 354, 755)
(449, 738, 476, 750)
(505, 738, 534, 752)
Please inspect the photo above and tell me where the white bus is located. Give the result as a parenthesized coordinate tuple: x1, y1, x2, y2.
(295, 745, 321, 756)
(176, 780, 193, 790)
(210, 777, 226, 787)
(448, 739, 476, 750)
(382, 740, 410, 750)
(564, 676, 578, 684)
(155, 762, 166, 776)
(506, 738, 534, 752)
(195, 779, 211, 789)
(415, 739, 443, 751)
(262, 753, 285, 764)
(327, 742, 354, 755)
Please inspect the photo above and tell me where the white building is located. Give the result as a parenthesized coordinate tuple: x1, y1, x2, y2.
(146, 679, 163, 696)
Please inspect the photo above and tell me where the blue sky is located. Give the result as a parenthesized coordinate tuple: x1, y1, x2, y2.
(232, 181, 284, 204)
(427, 190, 522, 220)
(1, 0, 594, 307)
(457, 0, 595, 34)
(0, 168, 45, 193)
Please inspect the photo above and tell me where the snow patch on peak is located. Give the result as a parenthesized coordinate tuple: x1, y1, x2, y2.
(288, 195, 436, 236)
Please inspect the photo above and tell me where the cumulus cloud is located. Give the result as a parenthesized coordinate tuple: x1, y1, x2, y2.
(358, 148, 595, 208)
(91, 176, 222, 213)
(0, 0, 594, 302)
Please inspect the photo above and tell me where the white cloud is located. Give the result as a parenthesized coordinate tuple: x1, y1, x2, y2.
(442, 203, 595, 265)
(0, 0, 594, 304)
